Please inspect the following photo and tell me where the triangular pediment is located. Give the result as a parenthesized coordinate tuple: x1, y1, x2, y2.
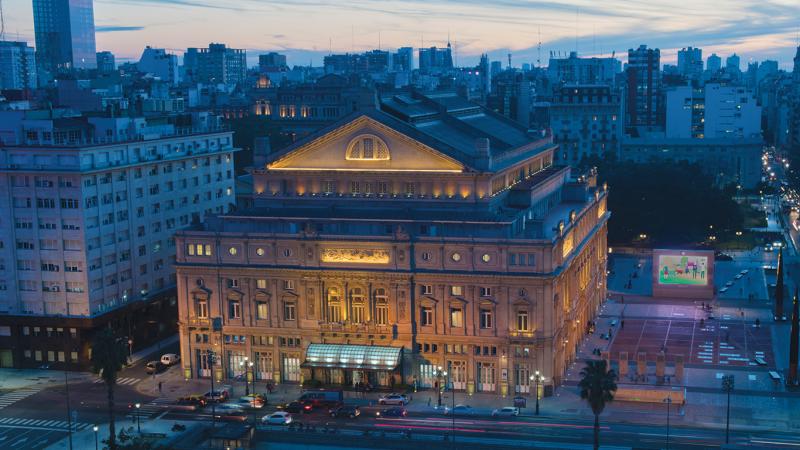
(267, 115, 465, 172)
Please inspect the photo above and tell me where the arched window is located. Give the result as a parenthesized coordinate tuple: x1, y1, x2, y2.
(345, 135, 390, 161)
(351, 287, 365, 323)
(327, 288, 341, 322)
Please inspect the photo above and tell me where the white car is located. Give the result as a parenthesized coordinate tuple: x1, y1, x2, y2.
(491, 406, 520, 417)
(378, 394, 409, 405)
(263, 411, 293, 425)
(160, 353, 180, 366)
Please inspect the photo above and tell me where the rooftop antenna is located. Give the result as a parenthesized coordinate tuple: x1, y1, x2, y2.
(508, 52, 512, 68)
(575, 7, 579, 54)
(537, 26, 542, 67)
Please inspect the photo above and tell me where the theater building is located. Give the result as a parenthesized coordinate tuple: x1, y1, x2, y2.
(175, 92, 609, 395)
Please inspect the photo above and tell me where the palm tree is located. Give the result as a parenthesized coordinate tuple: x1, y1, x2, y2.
(579, 359, 618, 450)
(91, 328, 130, 450)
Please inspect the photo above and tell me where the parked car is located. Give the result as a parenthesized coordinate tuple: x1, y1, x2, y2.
(236, 394, 266, 409)
(145, 361, 166, 375)
(378, 393, 409, 406)
(376, 407, 407, 417)
(329, 405, 361, 419)
(160, 353, 180, 366)
(262, 411, 293, 425)
(212, 404, 248, 422)
(492, 406, 520, 418)
(281, 401, 312, 414)
(203, 389, 230, 403)
(443, 404, 475, 416)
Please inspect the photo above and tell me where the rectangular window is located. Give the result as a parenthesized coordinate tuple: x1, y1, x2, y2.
(256, 279, 267, 289)
(376, 303, 388, 325)
(480, 287, 492, 297)
(196, 299, 208, 318)
(229, 300, 241, 319)
(450, 308, 463, 327)
(517, 311, 529, 332)
(404, 182, 415, 196)
(377, 182, 388, 195)
(283, 280, 295, 290)
(422, 285, 433, 295)
(350, 181, 360, 194)
(256, 302, 269, 320)
(451, 285, 463, 296)
(420, 307, 433, 326)
(284, 302, 296, 321)
(480, 309, 493, 329)
(322, 180, 336, 194)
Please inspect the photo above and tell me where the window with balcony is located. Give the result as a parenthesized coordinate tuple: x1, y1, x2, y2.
(420, 306, 433, 326)
(516, 311, 529, 332)
(480, 309, 493, 329)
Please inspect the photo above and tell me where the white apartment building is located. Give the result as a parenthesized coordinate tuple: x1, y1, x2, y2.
(0, 114, 237, 369)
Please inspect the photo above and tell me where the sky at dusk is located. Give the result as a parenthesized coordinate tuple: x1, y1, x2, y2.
(4, 0, 800, 69)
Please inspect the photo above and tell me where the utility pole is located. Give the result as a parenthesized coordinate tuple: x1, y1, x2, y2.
(64, 370, 73, 450)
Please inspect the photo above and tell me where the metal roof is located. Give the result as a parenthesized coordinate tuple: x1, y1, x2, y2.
(303, 344, 402, 370)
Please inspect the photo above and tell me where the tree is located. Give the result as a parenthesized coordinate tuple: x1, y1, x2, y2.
(91, 328, 130, 450)
(579, 360, 618, 450)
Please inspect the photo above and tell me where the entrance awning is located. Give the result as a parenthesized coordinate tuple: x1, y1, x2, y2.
(302, 344, 401, 370)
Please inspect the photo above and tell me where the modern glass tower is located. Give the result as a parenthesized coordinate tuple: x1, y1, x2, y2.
(32, 0, 97, 75)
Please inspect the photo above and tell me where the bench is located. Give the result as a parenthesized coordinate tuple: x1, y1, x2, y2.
(768, 371, 781, 381)
(754, 357, 767, 366)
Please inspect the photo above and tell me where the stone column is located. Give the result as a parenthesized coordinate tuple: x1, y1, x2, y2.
(618, 351, 628, 378)
(656, 353, 665, 378)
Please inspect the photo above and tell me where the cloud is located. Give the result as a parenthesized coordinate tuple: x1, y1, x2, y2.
(96, 25, 146, 32)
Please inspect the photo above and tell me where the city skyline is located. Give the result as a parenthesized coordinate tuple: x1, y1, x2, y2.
(3, 0, 800, 68)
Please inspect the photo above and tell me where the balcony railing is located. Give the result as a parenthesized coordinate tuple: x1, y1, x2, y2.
(319, 322, 391, 334)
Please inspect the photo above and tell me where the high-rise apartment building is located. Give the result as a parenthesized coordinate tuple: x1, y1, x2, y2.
(258, 52, 288, 72)
(95, 51, 116, 73)
(0, 41, 37, 90)
(547, 51, 621, 86)
(625, 45, 662, 128)
(32, 0, 97, 75)
(393, 47, 414, 72)
(706, 53, 722, 73)
(550, 85, 622, 164)
(184, 43, 247, 86)
(0, 112, 237, 369)
(138, 47, 180, 85)
(677, 47, 703, 81)
(726, 53, 741, 72)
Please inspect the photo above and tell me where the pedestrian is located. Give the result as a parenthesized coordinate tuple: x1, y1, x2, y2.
(158, 381, 162, 394)
(427, 397, 431, 407)
(621, 320, 625, 329)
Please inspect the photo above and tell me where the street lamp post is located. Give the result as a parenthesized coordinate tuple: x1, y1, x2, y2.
(208, 351, 217, 430)
(135, 403, 141, 433)
(240, 357, 251, 396)
(530, 371, 544, 415)
(722, 375, 735, 444)
(93, 425, 99, 450)
(64, 370, 73, 450)
(664, 396, 672, 450)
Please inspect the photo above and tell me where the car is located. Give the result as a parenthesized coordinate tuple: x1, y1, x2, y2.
(492, 406, 520, 418)
(262, 411, 293, 425)
(443, 404, 475, 416)
(212, 404, 248, 422)
(735, 274, 743, 280)
(378, 393, 409, 406)
(160, 353, 180, 366)
(176, 395, 207, 408)
(719, 287, 728, 293)
(329, 405, 360, 419)
(236, 395, 266, 409)
(281, 401, 312, 414)
(725, 281, 734, 287)
(376, 407, 407, 418)
(145, 361, 166, 375)
(203, 389, 230, 403)
(741, 269, 749, 275)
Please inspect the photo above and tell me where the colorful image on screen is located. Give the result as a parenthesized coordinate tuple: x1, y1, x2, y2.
(658, 255, 708, 286)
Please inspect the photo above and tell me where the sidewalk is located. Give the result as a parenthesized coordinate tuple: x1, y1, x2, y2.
(45, 418, 201, 450)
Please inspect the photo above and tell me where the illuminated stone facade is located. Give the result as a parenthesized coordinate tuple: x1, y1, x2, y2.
(176, 92, 609, 396)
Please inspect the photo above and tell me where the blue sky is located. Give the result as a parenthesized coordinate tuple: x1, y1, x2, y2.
(5, 0, 800, 69)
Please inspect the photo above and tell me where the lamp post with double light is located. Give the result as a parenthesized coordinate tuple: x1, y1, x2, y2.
(434, 366, 447, 408)
(239, 357, 253, 396)
(530, 370, 545, 415)
(92, 425, 99, 450)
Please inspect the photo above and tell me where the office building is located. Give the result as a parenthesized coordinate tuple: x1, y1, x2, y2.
(418, 45, 453, 74)
(666, 84, 760, 139)
(138, 47, 180, 85)
(393, 47, 414, 72)
(550, 85, 622, 164)
(184, 43, 247, 86)
(258, 53, 288, 72)
(726, 53, 741, 72)
(32, 0, 97, 75)
(487, 71, 533, 127)
(0, 41, 37, 90)
(625, 45, 662, 128)
(0, 112, 237, 369)
(175, 91, 609, 395)
(547, 51, 621, 86)
(95, 51, 115, 73)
